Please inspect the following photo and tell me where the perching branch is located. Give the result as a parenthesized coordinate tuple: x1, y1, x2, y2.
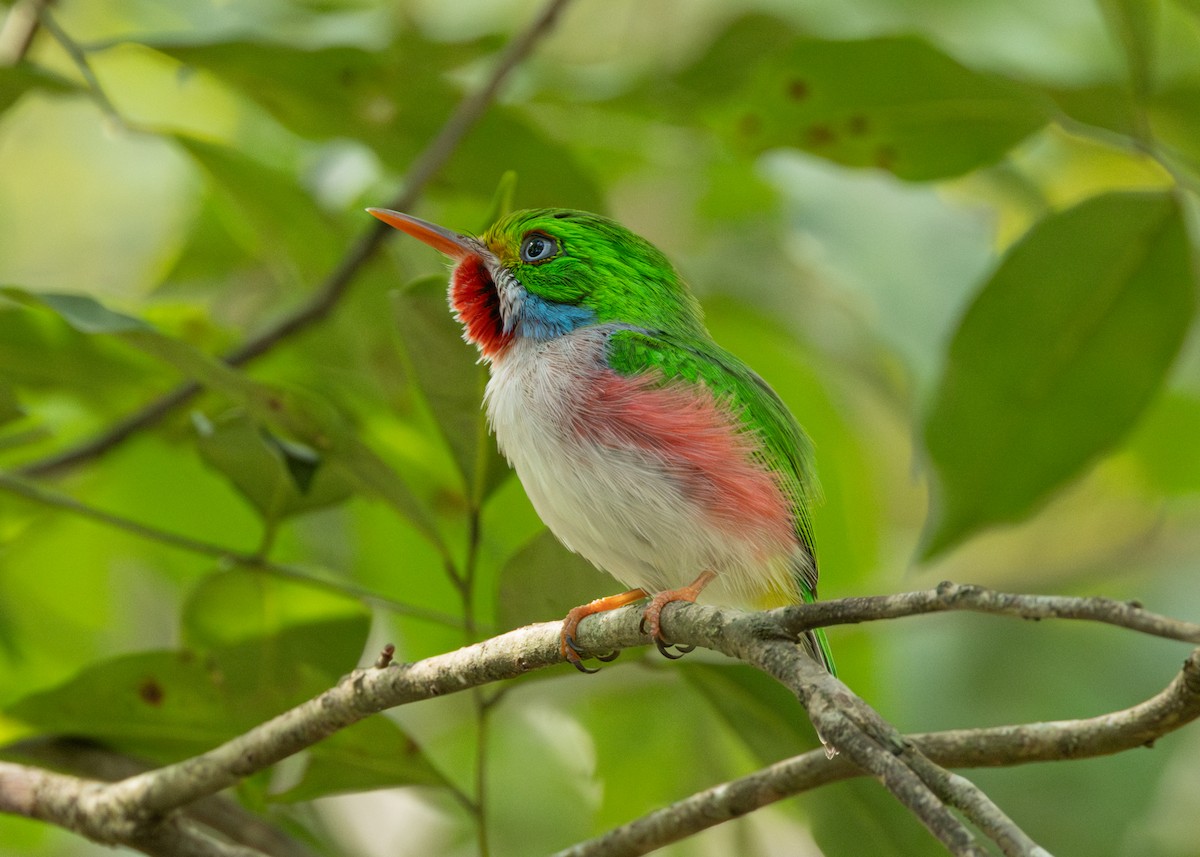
(15, 0, 574, 478)
(3, 583, 1199, 857)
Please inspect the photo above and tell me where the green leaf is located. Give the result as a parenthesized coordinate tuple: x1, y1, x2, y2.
(392, 275, 508, 504)
(1126, 392, 1200, 494)
(193, 410, 355, 520)
(923, 191, 1195, 558)
(160, 36, 461, 172)
(173, 137, 343, 277)
(8, 288, 444, 549)
(722, 36, 1050, 181)
(273, 714, 449, 802)
(679, 661, 821, 760)
(809, 779, 946, 857)
(495, 529, 606, 630)
(1097, 0, 1160, 100)
(445, 110, 604, 211)
(182, 569, 370, 678)
(7, 650, 252, 759)
(0, 66, 77, 113)
(0, 381, 21, 428)
(6, 571, 376, 761)
(19, 292, 151, 334)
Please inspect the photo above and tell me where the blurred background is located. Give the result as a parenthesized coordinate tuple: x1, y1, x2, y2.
(1, 0, 1199, 855)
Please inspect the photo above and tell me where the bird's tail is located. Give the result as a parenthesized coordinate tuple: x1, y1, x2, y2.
(802, 626, 837, 677)
(799, 625, 838, 757)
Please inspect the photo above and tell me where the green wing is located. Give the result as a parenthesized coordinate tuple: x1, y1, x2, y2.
(606, 326, 822, 593)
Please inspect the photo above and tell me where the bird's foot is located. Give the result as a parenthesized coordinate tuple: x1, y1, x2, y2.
(560, 588, 647, 673)
(639, 570, 718, 659)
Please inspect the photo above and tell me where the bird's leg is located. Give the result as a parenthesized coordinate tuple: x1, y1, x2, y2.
(640, 570, 717, 659)
(561, 588, 648, 673)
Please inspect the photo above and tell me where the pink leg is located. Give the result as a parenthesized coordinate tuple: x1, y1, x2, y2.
(640, 571, 718, 659)
(561, 588, 647, 673)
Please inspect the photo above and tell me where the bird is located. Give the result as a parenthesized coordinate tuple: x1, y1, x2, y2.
(368, 206, 834, 680)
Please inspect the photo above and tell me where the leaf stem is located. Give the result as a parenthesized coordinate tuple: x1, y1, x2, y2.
(0, 470, 463, 628)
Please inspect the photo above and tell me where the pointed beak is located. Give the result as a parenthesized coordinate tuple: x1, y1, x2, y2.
(367, 208, 479, 259)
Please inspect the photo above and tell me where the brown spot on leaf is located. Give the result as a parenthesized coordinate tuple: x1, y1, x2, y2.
(806, 124, 836, 146)
(874, 145, 898, 169)
(738, 113, 762, 137)
(138, 678, 165, 706)
(787, 79, 809, 100)
(847, 114, 870, 136)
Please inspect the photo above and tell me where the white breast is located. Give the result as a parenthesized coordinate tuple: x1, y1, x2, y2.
(484, 328, 798, 606)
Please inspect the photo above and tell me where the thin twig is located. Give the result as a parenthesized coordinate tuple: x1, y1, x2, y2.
(0, 0, 51, 65)
(0, 470, 463, 628)
(16, 0, 574, 478)
(36, 7, 122, 123)
(781, 581, 1200, 645)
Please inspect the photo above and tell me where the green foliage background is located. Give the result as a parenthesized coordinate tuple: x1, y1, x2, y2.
(1, 0, 1199, 855)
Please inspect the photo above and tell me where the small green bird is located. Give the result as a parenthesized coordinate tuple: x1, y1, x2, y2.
(370, 207, 834, 679)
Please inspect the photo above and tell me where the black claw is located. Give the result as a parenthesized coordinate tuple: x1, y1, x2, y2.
(656, 638, 686, 659)
(673, 644, 696, 655)
(595, 649, 621, 662)
(564, 635, 586, 656)
(571, 658, 600, 674)
(638, 616, 649, 634)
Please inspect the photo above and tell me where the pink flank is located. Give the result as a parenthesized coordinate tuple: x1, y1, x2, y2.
(576, 370, 797, 552)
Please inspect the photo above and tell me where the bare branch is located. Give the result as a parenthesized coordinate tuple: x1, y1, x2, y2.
(554, 648, 1200, 857)
(15, 0, 574, 478)
(5, 584, 1198, 856)
(5, 737, 318, 857)
(0, 762, 270, 857)
(783, 581, 1200, 644)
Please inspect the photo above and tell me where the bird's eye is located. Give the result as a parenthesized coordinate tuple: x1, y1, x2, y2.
(520, 232, 558, 263)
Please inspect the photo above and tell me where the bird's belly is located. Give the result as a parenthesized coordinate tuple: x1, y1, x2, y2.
(485, 332, 800, 606)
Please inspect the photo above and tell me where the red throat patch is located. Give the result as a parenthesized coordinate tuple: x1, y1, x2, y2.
(450, 256, 512, 358)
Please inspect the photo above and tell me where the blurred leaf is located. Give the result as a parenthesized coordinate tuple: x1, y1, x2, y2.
(22, 292, 150, 334)
(7, 289, 443, 547)
(193, 410, 355, 520)
(0, 381, 21, 428)
(1048, 84, 1140, 137)
(161, 36, 459, 171)
(0, 299, 167, 406)
(482, 170, 519, 228)
(1147, 83, 1200, 173)
(675, 14, 799, 101)
(679, 661, 820, 759)
(273, 714, 449, 802)
(0, 66, 77, 112)
(495, 529, 606, 630)
(721, 36, 1050, 181)
(182, 569, 369, 677)
(8, 649, 251, 759)
(392, 275, 508, 504)
(1126, 392, 1200, 494)
(445, 110, 604, 211)
(5, 570, 376, 761)
(173, 136, 342, 277)
(809, 779, 946, 857)
(1097, 0, 1160, 99)
(923, 191, 1194, 558)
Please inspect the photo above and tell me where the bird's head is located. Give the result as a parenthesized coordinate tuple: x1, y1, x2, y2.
(369, 207, 705, 360)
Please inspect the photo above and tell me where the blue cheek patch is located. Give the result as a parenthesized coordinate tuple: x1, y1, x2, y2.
(514, 292, 597, 339)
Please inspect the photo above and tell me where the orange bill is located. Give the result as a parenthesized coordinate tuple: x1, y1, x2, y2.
(367, 208, 477, 259)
